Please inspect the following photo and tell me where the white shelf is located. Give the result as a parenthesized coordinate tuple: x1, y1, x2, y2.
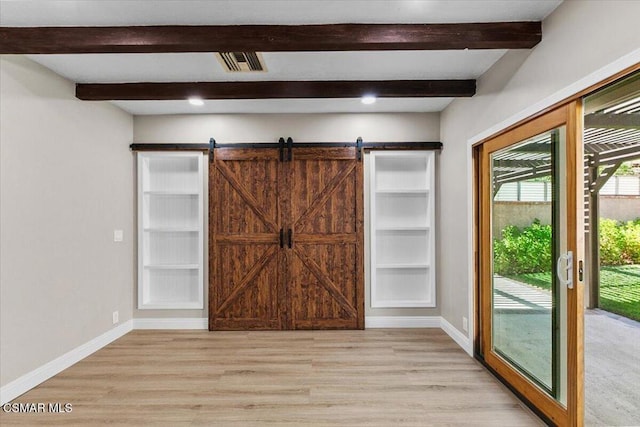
(376, 189, 429, 194)
(143, 190, 199, 195)
(143, 193, 199, 229)
(143, 155, 201, 193)
(375, 192, 429, 230)
(144, 264, 200, 270)
(377, 264, 429, 269)
(374, 154, 429, 191)
(376, 229, 429, 265)
(370, 151, 435, 309)
(376, 226, 429, 231)
(371, 267, 433, 308)
(138, 152, 204, 310)
(144, 227, 199, 232)
(372, 300, 433, 308)
(144, 231, 199, 265)
(140, 302, 203, 310)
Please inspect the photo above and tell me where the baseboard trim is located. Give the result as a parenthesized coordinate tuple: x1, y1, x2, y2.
(365, 316, 473, 356)
(440, 317, 473, 356)
(365, 316, 441, 328)
(133, 317, 208, 330)
(0, 320, 133, 405)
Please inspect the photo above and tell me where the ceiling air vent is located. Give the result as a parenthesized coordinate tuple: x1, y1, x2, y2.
(216, 52, 266, 72)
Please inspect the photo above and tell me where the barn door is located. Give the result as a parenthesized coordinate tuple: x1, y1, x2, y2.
(286, 147, 364, 329)
(209, 148, 286, 330)
(209, 144, 364, 330)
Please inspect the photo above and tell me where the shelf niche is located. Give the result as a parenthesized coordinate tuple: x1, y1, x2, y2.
(138, 152, 204, 310)
(370, 151, 435, 308)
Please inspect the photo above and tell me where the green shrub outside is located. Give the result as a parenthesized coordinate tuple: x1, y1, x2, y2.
(623, 219, 640, 262)
(493, 217, 640, 275)
(493, 219, 552, 275)
(600, 218, 640, 265)
(599, 218, 625, 263)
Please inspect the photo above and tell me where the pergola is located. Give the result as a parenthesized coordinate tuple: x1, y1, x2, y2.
(492, 73, 640, 308)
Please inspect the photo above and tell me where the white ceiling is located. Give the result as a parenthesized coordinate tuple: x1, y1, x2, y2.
(0, 1, 563, 26)
(111, 98, 455, 115)
(27, 50, 508, 83)
(0, 0, 563, 115)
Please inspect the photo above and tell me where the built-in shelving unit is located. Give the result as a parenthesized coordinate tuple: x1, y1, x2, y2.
(137, 153, 204, 309)
(370, 151, 435, 308)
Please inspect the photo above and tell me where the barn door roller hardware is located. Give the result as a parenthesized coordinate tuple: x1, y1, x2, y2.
(206, 138, 443, 159)
(130, 139, 442, 154)
(278, 137, 293, 162)
(278, 137, 285, 161)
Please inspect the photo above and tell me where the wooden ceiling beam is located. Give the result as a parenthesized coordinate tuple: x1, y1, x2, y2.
(75, 80, 476, 100)
(0, 22, 541, 54)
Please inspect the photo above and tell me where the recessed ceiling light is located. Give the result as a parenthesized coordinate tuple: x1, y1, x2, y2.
(188, 97, 204, 106)
(361, 95, 377, 105)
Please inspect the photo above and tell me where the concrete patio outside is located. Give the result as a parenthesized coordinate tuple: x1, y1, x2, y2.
(493, 277, 640, 426)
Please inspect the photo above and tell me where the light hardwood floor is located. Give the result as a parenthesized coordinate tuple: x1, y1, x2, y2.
(1, 329, 542, 426)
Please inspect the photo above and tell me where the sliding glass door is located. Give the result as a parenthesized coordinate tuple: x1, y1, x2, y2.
(477, 103, 584, 426)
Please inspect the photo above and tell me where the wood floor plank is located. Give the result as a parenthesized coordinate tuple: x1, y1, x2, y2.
(0, 329, 542, 426)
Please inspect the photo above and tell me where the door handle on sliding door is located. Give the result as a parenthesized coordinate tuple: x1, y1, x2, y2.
(556, 251, 574, 289)
(288, 229, 293, 249)
(279, 228, 284, 248)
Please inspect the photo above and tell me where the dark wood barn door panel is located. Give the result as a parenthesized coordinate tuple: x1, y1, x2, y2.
(287, 148, 364, 329)
(209, 149, 285, 330)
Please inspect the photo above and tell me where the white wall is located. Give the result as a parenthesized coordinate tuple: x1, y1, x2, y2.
(0, 56, 134, 386)
(134, 113, 440, 144)
(134, 113, 440, 319)
(439, 0, 640, 335)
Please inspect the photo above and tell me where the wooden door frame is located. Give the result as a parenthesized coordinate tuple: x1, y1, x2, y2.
(475, 102, 584, 426)
(471, 63, 640, 426)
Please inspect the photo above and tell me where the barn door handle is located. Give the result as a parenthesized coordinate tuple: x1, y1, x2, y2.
(279, 228, 284, 248)
(288, 228, 293, 248)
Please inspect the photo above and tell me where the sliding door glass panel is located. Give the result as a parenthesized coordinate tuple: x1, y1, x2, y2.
(490, 127, 567, 404)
